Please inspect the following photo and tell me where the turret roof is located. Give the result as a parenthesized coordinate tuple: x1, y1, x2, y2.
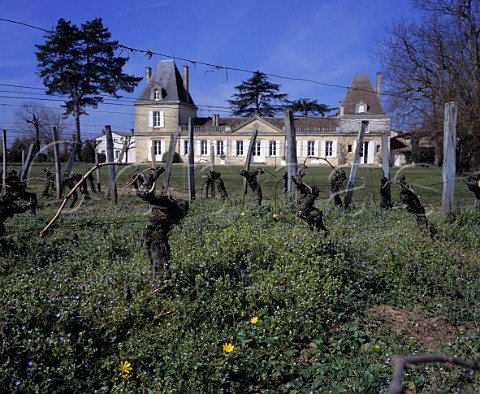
(341, 73, 385, 115)
(136, 60, 195, 105)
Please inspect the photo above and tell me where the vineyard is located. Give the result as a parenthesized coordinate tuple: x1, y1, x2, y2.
(1, 163, 479, 393)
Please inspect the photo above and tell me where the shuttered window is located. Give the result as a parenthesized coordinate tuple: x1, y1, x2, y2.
(325, 141, 333, 157)
(269, 140, 276, 156)
(307, 141, 315, 157)
(200, 140, 208, 155)
(236, 140, 244, 156)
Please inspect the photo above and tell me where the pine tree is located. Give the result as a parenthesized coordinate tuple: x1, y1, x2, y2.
(227, 71, 288, 116)
(289, 98, 336, 117)
(35, 18, 141, 146)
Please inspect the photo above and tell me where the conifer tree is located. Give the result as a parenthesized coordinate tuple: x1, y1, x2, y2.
(227, 71, 288, 116)
(289, 98, 335, 117)
(35, 18, 141, 149)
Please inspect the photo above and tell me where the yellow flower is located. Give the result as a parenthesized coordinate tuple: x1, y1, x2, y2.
(222, 343, 234, 353)
(241, 212, 245, 216)
(374, 345, 381, 350)
(119, 360, 132, 378)
(250, 316, 259, 324)
(272, 213, 278, 220)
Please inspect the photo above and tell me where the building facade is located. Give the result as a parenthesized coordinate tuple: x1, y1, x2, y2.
(95, 131, 136, 163)
(134, 60, 391, 167)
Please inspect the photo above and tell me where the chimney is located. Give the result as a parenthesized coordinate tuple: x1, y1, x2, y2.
(183, 65, 189, 101)
(376, 72, 382, 99)
(145, 67, 152, 82)
(212, 114, 219, 126)
(339, 101, 344, 116)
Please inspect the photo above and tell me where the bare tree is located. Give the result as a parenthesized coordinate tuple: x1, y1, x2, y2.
(375, 0, 480, 172)
(15, 102, 70, 160)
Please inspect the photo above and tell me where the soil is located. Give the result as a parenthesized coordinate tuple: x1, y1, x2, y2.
(368, 304, 464, 349)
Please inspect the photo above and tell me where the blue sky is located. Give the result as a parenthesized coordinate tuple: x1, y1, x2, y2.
(0, 0, 416, 143)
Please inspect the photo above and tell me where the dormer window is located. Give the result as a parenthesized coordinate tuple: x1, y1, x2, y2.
(356, 101, 367, 114)
(151, 86, 166, 101)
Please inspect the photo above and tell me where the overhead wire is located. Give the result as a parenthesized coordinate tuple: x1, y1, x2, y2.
(0, 83, 236, 114)
(0, 17, 391, 100)
(0, 17, 418, 133)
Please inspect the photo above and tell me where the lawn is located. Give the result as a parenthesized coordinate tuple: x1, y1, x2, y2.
(15, 162, 479, 210)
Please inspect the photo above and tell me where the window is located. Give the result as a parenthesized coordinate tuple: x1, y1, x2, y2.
(269, 141, 276, 156)
(115, 150, 120, 159)
(216, 140, 224, 156)
(252, 141, 261, 156)
(200, 140, 208, 155)
(307, 141, 315, 157)
(362, 142, 369, 163)
(153, 111, 164, 127)
(153, 140, 162, 155)
(347, 144, 352, 153)
(376, 144, 381, 153)
(356, 101, 367, 114)
(154, 89, 160, 101)
(325, 141, 333, 157)
(236, 140, 244, 156)
(183, 140, 189, 155)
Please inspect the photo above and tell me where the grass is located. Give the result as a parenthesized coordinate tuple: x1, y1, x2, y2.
(1, 161, 479, 392)
(12, 162, 478, 210)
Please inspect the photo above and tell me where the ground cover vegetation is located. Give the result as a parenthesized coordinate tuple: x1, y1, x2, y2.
(1, 164, 479, 393)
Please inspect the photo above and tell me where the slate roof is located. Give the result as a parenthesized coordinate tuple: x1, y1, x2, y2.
(136, 60, 195, 105)
(192, 115, 337, 132)
(193, 117, 252, 129)
(263, 116, 338, 130)
(341, 73, 385, 115)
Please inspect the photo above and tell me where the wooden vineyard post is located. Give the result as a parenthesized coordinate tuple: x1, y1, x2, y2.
(284, 109, 298, 193)
(127, 128, 134, 163)
(381, 132, 391, 207)
(242, 128, 258, 195)
(117, 136, 130, 163)
(344, 120, 368, 208)
(63, 141, 81, 179)
(442, 102, 457, 215)
(2, 129, 6, 193)
(151, 145, 156, 168)
(105, 125, 117, 204)
(92, 139, 102, 193)
(209, 140, 216, 198)
(210, 141, 215, 171)
(20, 144, 35, 183)
(162, 133, 179, 194)
(52, 126, 63, 199)
(188, 118, 195, 200)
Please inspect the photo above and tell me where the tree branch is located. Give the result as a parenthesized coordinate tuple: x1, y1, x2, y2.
(39, 162, 136, 237)
(387, 354, 480, 394)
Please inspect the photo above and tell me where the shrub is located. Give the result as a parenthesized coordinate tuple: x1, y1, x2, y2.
(161, 151, 182, 163)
